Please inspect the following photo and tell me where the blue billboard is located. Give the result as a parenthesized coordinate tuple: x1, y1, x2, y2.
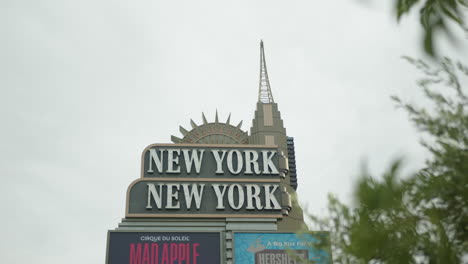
(234, 232, 331, 264)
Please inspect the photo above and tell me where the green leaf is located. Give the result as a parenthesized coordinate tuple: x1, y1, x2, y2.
(423, 27, 435, 56)
(440, 4, 463, 25)
(396, 0, 420, 20)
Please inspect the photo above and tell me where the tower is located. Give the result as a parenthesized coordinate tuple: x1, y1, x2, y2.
(249, 41, 305, 231)
(250, 40, 287, 151)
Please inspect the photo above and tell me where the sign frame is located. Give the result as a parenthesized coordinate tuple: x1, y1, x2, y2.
(139, 143, 281, 179)
(125, 143, 284, 219)
(125, 178, 283, 218)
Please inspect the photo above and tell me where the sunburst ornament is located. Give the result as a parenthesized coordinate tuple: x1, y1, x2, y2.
(171, 111, 248, 144)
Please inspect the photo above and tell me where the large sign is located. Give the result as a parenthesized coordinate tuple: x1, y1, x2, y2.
(127, 180, 282, 217)
(233, 232, 331, 264)
(126, 144, 285, 218)
(141, 144, 280, 179)
(106, 232, 221, 264)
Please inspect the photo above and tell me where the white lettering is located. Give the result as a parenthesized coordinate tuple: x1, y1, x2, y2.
(246, 184, 263, 210)
(182, 149, 205, 174)
(264, 184, 281, 209)
(147, 149, 165, 173)
(166, 183, 180, 209)
(167, 149, 181, 173)
(244, 150, 261, 174)
(212, 184, 228, 209)
(211, 149, 227, 174)
(146, 183, 163, 209)
(262, 150, 279, 174)
(182, 183, 205, 209)
(228, 184, 244, 210)
(145, 183, 283, 212)
(227, 150, 243, 174)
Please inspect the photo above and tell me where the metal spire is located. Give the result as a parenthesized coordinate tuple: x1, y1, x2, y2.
(258, 40, 274, 104)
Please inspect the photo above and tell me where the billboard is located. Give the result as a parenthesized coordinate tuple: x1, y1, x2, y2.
(107, 232, 221, 264)
(125, 144, 287, 218)
(127, 179, 282, 218)
(141, 144, 280, 180)
(234, 232, 331, 264)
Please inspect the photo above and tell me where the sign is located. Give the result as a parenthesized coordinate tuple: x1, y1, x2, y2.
(255, 249, 308, 263)
(127, 180, 283, 217)
(233, 232, 331, 264)
(141, 144, 280, 179)
(106, 232, 221, 264)
(126, 144, 286, 218)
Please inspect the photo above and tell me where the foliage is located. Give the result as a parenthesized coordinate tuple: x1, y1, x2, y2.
(393, 0, 468, 56)
(307, 58, 468, 264)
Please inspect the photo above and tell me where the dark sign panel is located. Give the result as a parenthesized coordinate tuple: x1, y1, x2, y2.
(234, 232, 331, 264)
(124, 144, 287, 218)
(107, 232, 220, 264)
(141, 144, 281, 179)
(126, 179, 283, 218)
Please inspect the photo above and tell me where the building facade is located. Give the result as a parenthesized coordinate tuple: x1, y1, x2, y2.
(106, 42, 330, 264)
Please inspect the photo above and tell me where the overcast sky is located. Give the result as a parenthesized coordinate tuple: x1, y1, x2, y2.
(1, 0, 466, 263)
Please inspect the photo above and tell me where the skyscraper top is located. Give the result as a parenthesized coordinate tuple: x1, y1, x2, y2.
(258, 40, 274, 104)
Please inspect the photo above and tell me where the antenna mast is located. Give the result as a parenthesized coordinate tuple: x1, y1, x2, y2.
(258, 40, 274, 103)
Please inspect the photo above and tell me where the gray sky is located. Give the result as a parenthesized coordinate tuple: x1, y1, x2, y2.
(1, 0, 466, 263)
